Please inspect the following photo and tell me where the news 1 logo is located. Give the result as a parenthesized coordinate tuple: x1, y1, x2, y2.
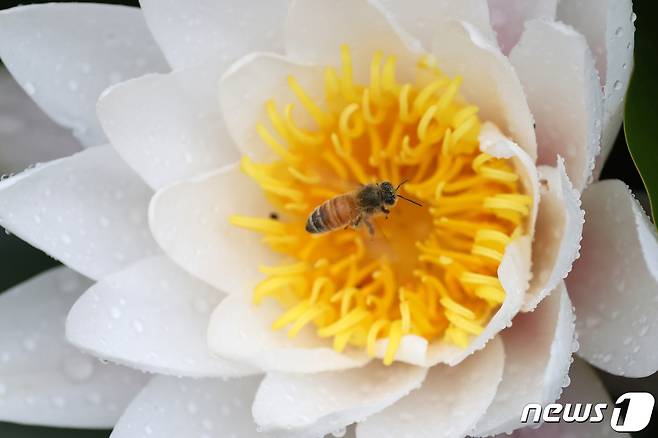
(520, 392, 655, 432)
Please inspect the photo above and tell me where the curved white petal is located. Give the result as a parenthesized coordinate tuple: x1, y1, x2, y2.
(139, 0, 288, 70)
(149, 163, 278, 294)
(0, 267, 148, 428)
(208, 292, 371, 373)
(431, 20, 537, 160)
(98, 62, 238, 190)
(378, 0, 496, 49)
(509, 19, 602, 192)
(356, 336, 505, 438)
(473, 283, 576, 436)
(253, 363, 427, 438)
(66, 255, 257, 378)
(0, 146, 159, 280)
(219, 53, 325, 161)
(567, 180, 658, 378)
(0, 67, 80, 174)
(557, 0, 634, 175)
(505, 358, 630, 438)
(110, 375, 263, 438)
(286, 0, 422, 80)
(479, 121, 540, 232)
(487, 0, 558, 54)
(523, 158, 584, 311)
(0, 4, 168, 147)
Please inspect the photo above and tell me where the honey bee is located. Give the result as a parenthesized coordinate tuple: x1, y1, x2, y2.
(305, 181, 422, 235)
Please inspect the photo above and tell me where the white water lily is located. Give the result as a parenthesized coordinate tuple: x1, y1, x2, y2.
(0, 1, 656, 438)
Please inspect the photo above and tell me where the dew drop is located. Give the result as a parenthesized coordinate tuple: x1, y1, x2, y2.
(133, 320, 144, 333)
(144, 425, 153, 435)
(51, 396, 66, 408)
(110, 307, 122, 319)
(613, 80, 622, 91)
(187, 401, 198, 414)
(331, 427, 347, 437)
(68, 80, 79, 92)
(64, 356, 95, 381)
(614, 26, 623, 37)
(201, 419, 213, 430)
(86, 392, 102, 404)
(99, 216, 111, 227)
(23, 338, 37, 351)
(61, 234, 72, 245)
(24, 82, 36, 95)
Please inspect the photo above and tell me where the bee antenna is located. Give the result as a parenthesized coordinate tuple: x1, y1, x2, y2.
(395, 179, 409, 192)
(397, 194, 423, 207)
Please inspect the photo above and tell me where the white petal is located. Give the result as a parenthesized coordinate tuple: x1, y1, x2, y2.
(0, 4, 168, 147)
(431, 20, 537, 160)
(0, 67, 80, 174)
(98, 62, 239, 190)
(509, 19, 603, 192)
(377, 0, 496, 49)
(66, 255, 257, 378)
(0, 146, 159, 280)
(139, 0, 288, 70)
(356, 336, 505, 438)
(487, 0, 558, 54)
(506, 358, 630, 438)
(286, 0, 422, 80)
(567, 180, 658, 378)
(557, 0, 634, 175)
(253, 363, 427, 438)
(208, 292, 370, 373)
(219, 53, 325, 161)
(149, 163, 278, 294)
(472, 283, 576, 436)
(523, 158, 584, 311)
(0, 267, 148, 428)
(479, 122, 540, 232)
(110, 375, 264, 438)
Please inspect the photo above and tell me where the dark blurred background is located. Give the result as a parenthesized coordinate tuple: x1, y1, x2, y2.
(0, 0, 656, 437)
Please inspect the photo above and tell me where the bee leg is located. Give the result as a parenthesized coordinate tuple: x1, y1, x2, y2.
(381, 206, 390, 219)
(351, 215, 362, 229)
(364, 218, 375, 236)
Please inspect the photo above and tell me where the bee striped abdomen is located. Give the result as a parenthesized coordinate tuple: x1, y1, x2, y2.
(305, 194, 357, 234)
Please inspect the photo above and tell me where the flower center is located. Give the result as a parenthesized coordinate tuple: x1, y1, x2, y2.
(230, 45, 531, 365)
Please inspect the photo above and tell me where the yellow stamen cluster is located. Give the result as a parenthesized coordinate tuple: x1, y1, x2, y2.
(230, 45, 531, 365)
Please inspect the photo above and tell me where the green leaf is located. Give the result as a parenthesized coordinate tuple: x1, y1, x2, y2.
(624, 0, 658, 227)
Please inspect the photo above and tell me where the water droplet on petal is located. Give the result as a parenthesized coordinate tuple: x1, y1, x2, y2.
(24, 82, 36, 95)
(133, 320, 144, 333)
(64, 355, 95, 381)
(110, 307, 122, 319)
(331, 427, 347, 437)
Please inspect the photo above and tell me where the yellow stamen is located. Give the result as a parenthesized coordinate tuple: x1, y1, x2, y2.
(230, 45, 532, 365)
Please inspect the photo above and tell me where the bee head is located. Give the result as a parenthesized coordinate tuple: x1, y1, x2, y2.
(380, 181, 397, 205)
